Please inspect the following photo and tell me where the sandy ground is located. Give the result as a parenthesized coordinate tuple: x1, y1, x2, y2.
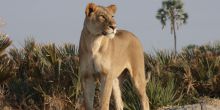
(158, 97, 220, 110)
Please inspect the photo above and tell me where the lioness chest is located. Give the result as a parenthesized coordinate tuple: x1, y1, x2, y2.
(81, 36, 112, 74)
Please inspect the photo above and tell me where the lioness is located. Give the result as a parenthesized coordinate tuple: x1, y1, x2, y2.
(79, 3, 150, 110)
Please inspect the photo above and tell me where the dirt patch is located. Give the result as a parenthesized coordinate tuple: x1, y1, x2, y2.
(158, 97, 220, 110)
(199, 97, 220, 107)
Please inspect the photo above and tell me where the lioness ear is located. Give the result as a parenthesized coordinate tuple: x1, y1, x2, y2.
(85, 3, 97, 16)
(107, 4, 117, 14)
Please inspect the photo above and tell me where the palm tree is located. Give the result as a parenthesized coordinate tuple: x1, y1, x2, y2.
(156, 0, 188, 55)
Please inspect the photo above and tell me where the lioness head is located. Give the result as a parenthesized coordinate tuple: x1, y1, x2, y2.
(84, 3, 117, 38)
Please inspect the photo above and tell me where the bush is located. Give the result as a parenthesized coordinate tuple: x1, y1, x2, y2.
(0, 39, 220, 109)
(1, 39, 80, 109)
(0, 33, 13, 83)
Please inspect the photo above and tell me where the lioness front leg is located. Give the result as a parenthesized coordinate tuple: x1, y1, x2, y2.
(112, 78, 123, 110)
(81, 74, 96, 110)
(100, 75, 114, 110)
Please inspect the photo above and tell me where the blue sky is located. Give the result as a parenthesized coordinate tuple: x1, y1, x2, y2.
(0, 0, 220, 52)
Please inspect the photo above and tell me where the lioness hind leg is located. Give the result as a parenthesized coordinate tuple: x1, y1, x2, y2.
(112, 78, 123, 110)
(131, 70, 150, 110)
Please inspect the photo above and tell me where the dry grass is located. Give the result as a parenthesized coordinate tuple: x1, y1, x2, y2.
(0, 37, 220, 109)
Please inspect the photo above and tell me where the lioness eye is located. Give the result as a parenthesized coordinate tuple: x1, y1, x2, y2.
(98, 15, 105, 22)
(112, 15, 114, 18)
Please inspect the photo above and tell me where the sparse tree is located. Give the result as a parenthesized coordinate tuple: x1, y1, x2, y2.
(156, 0, 188, 55)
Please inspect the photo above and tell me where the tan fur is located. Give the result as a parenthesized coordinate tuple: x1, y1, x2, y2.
(79, 3, 150, 110)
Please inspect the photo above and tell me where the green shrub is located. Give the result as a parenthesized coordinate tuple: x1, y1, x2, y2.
(1, 38, 220, 109)
(3, 39, 80, 109)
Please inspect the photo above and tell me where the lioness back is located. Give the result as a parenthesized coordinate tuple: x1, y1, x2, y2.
(111, 29, 144, 64)
(114, 29, 143, 51)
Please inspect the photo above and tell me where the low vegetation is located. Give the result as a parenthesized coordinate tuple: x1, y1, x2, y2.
(0, 35, 220, 109)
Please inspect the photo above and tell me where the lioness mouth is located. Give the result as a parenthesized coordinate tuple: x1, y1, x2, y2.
(102, 31, 114, 36)
(102, 29, 117, 36)
(102, 31, 108, 35)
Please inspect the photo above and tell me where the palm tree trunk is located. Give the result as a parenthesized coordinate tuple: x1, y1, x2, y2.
(173, 23, 177, 55)
(171, 16, 177, 55)
(170, 9, 177, 56)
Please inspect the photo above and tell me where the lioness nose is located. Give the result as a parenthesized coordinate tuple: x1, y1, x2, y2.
(109, 25, 116, 30)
